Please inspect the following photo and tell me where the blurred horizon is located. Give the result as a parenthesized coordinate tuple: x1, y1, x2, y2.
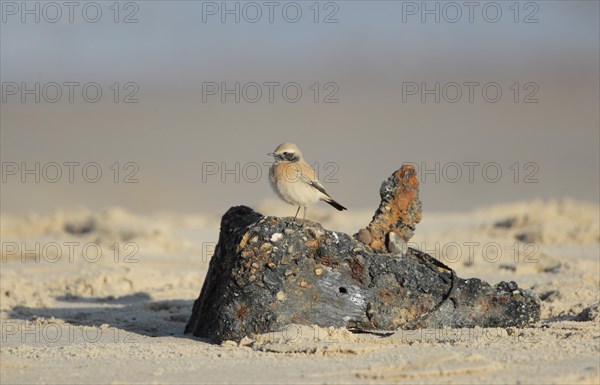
(1, 0, 599, 216)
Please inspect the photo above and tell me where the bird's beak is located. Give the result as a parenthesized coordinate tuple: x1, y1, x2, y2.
(267, 152, 275, 156)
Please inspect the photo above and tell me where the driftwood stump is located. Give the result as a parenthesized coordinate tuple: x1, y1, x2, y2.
(185, 166, 540, 343)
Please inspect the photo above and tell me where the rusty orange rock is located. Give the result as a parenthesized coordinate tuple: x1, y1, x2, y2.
(356, 165, 422, 253)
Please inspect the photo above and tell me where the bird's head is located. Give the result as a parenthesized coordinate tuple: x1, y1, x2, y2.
(268, 143, 303, 163)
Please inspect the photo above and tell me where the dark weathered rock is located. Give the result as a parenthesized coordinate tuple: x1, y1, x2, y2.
(185, 206, 541, 343)
(574, 302, 599, 322)
(356, 165, 422, 253)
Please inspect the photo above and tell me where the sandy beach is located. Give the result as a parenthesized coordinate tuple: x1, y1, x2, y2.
(1, 199, 598, 384)
(2, 1, 598, 383)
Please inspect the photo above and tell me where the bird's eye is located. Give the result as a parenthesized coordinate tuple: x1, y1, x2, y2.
(283, 152, 288, 156)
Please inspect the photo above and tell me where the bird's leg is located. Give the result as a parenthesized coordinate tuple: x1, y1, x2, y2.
(289, 206, 301, 227)
(302, 206, 307, 228)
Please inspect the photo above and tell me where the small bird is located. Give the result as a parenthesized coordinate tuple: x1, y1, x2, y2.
(268, 143, 347, 226)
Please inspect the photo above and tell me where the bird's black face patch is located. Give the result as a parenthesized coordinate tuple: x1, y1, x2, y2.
(276, 151, 300, 162)
(285, 152, 300, 162)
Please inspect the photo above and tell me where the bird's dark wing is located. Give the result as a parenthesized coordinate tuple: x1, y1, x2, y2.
(306, 178, 331, 198)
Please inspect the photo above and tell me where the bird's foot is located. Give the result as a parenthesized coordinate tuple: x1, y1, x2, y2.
(285, 219, 308, 232)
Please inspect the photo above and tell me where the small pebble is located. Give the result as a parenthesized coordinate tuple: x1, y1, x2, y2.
(271, 233, 283, 242)
(259, 243, 272, 252)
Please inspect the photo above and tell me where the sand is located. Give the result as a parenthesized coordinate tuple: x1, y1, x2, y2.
(1, 199, 599, 384)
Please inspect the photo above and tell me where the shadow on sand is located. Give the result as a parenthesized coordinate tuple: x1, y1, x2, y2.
(7, 292, 212, 343)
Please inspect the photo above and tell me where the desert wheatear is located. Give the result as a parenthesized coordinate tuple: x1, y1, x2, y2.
(268, 143, 347, 226)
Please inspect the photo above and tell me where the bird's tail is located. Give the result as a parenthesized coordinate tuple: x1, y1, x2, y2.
(324, 198, 347, 211)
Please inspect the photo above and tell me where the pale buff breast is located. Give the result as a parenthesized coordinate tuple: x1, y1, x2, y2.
(270, 162, 321, 207)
